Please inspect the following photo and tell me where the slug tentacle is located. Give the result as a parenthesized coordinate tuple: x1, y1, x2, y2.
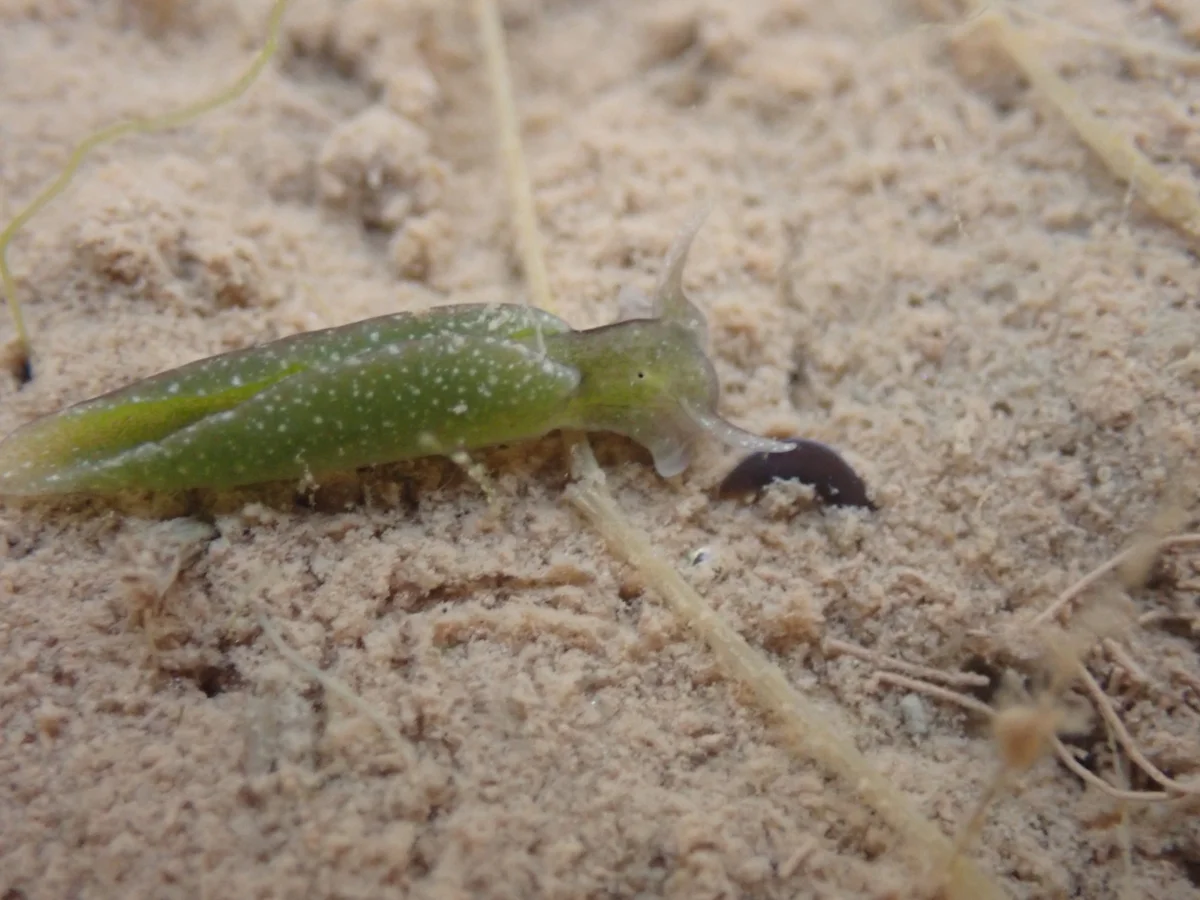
(615, 284, 654, 322)
(680, 401, 794, 457)
(652, 208, 710, 343)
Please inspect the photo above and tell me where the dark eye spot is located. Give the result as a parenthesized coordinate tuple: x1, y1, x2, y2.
(636, 372, 645, 379)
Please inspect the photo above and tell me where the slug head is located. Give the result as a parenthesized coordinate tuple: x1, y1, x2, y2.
(559, 320, 789, 477)
(554, 210, 790, 476)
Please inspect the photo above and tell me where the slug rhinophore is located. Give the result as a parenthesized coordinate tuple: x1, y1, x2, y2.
(0, 218, 791, 496)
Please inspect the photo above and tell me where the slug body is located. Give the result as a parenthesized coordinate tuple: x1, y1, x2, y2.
(0, 218, 789, 496)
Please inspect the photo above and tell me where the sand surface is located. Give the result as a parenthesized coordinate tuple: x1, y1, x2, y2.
(2, 1, 1199, 898)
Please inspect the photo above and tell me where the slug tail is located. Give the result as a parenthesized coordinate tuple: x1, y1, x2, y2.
(0, 368, 298, 496)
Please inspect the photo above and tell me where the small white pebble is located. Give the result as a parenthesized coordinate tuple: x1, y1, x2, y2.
(899, 694, 930, 737)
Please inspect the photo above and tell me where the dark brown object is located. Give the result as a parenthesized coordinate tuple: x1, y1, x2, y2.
(717, 438, 876, 510)
(2, 341, 32, 385)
